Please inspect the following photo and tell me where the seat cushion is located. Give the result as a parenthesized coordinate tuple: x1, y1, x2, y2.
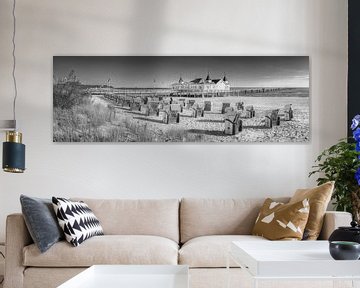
(179, 235, 267, 268)
(23, 235, 178, 267)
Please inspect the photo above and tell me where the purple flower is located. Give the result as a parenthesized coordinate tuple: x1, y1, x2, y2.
(356, 168, 360, 186)
(357, 142, 360, 152)
(352, 115, 360, 130)
(354, 128, 360, 142)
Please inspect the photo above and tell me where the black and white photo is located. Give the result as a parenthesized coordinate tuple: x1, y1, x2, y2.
(53, 56, 310, 143)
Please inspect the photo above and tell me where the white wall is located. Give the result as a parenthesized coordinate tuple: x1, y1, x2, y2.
(0, 0, 347, 242)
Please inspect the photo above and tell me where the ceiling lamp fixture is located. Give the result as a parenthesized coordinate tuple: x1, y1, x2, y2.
(1, 0, 25, 173)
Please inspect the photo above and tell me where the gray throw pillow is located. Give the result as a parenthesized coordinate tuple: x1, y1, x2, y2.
(20, 195, 64, 253)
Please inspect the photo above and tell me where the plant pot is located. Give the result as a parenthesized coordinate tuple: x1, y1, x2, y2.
(329, 241, 360, 260)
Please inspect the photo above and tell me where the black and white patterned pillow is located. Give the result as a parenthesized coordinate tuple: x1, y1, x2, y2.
(52, 197, 104, 247)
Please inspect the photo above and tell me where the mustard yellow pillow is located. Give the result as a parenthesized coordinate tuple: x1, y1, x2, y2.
(252, 198, 310, 240)
(289, 181, 334, 240)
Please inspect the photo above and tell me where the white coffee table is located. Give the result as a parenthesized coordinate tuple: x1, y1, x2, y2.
(228, 241, 360, 288)
(58, 265, 189, 288)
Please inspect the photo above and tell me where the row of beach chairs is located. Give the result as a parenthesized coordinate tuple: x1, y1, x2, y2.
(104, 94, 294, 134)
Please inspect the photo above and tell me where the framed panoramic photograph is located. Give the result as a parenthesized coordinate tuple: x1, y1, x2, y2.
(53, 56, 310, 143)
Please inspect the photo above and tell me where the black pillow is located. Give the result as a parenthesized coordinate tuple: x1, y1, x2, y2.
(20, 195, 64, 253)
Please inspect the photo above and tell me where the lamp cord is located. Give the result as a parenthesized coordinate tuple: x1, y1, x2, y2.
(0, 251, 4, 284)
(12, 0, 17, 125)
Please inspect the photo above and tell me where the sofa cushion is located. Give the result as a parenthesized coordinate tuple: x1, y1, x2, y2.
(179, 235, 267, 268)
(180, 198, 289, 243)
(252, 198, 310, 240)
(290, 181, 334, 240)
(52, 197, 104, 247)
(20, 195, 64, 253)
(72, 198, 179, 243)
(23, 235, 178, 267)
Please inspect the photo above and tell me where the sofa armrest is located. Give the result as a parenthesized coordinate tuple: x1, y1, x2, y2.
(318, 211, 352, 240)
(4, 213, 33, 288)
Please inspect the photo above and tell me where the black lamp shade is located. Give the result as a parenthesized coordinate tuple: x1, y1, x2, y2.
(2, 141, 25, 173)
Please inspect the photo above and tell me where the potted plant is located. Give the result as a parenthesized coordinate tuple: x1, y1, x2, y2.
(309, 115, 360, 222)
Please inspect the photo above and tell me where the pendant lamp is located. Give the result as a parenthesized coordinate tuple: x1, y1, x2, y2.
(1, 0, 26, 173)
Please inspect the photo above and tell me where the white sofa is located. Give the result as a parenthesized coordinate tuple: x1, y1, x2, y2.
(4, 198, 352, 288)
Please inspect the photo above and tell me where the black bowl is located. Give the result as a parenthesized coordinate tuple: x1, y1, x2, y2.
(329, 241, 360, 260)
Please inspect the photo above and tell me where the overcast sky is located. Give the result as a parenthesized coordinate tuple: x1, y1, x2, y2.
(53, 56, 309, 88)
